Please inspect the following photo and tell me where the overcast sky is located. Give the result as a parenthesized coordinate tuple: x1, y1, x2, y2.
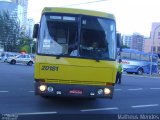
(27, 0, 160, 37)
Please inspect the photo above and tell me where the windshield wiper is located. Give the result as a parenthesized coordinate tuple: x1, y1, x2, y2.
(56, 53, 66, 59)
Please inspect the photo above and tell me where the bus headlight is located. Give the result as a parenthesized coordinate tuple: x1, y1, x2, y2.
(39, 85, 47, 92)
(104, 88, 111, 95)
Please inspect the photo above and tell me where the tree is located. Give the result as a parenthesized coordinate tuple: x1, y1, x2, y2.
(18, 36, 36, 53)
(0, 10, 36, 53)
(0, 10, 20, 52)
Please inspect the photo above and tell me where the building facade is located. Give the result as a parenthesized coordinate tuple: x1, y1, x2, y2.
(122, 35, 132, 48)
(26, 18, 35, 38)
(144, 23, 160, 56)
(131, 34, 144, 51)
(11, 0, 28, 26)
(122, 34, 144, 51)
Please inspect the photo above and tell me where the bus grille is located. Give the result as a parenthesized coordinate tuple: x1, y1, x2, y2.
(46, 79, 106, 86)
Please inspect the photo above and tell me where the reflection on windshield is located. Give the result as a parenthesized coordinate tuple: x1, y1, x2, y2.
(38, 14, 116, 60)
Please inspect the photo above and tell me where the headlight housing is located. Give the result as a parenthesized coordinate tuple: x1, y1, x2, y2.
(39, 85, 47, 92)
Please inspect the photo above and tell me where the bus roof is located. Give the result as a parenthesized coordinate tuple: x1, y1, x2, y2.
(42, 7, 115, 20)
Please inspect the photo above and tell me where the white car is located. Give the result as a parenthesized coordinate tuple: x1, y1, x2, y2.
(1, 52, 16, 62)
(7, 54, 34, 66)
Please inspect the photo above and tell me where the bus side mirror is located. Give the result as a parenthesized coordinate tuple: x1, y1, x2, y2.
(117, 33, 122, 50)
(33, 24, 39, 38)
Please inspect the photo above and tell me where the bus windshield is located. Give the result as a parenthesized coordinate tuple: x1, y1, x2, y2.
(38, 14, 116, 60)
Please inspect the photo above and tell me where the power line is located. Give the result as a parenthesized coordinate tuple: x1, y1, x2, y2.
(61, 0, 108, 7)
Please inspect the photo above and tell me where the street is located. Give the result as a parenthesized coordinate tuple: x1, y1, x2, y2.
(0, 62, 160, 119)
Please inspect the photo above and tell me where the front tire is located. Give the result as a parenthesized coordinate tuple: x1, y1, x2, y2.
(27, 61, 33, 66)
(136, 68, 143, 75)
(10, 60, 16, 65)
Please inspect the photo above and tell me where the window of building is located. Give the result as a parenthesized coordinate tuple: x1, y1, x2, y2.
(158, 46, 160, 51)
(151, 46, 156, 51)
(153, 46, 156, 51)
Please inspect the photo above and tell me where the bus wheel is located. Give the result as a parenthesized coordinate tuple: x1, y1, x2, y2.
(137, 68, 143, 75)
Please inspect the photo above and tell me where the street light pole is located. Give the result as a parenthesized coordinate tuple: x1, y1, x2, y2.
(150, 25, 160, 76)
(30, 43, 33, 54)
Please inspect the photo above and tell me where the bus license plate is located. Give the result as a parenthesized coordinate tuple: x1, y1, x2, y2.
(69, 90, 83, 94)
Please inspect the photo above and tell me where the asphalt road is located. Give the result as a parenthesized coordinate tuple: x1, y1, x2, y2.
(0, 61, 160, 120)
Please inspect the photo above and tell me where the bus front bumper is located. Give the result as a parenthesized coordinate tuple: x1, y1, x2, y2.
(35, 82, 114, 99)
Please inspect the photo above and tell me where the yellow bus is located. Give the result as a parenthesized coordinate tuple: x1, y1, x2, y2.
(33, 7, 120, 98)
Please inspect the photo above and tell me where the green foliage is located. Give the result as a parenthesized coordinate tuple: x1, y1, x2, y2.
(18, 36, 36, 53)
(20, 45, 30, 53)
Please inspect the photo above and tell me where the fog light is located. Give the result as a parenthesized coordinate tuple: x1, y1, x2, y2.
(39, 85, 47, 92)
(47, 86, 53, 92)
(98, 89, 103, 95)
(104, 88, 111, 95)
(90, 92, 95, 96)
(56, 91, 62, 95)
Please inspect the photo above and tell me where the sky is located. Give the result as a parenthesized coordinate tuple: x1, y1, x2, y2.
(27, 0, 160, 37)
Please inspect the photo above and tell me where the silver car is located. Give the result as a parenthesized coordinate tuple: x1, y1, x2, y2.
(7, 54, 34, 66)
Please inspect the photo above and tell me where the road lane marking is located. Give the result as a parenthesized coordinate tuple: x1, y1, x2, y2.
(128, 88, 143, 91)
(131, 104, 159, 108)
(115, 89, 122, 91)
(28, 91, 35, 92)
(0, 91, 9, 93)
(150, 88, 160, 90)
(17, 111, 57, 115)
(81, 107, 119, 112)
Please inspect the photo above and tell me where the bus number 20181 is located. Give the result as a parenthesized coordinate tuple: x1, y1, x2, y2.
(41, 66, 58, 71)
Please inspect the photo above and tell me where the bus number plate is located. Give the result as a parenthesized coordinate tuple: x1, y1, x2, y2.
(41, 66, 58, 71)
(69, 90, 83, 94)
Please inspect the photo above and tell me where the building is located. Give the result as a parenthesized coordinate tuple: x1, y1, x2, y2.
(0, 0, 26, 26)
(122, 33, 144, 51)
(0, 0, 29, 51)
(143, 37, 152, 53)
(122, 35, 132, 48)
(26, 18, 35, 38)
(131, 34, 144, 51)
(11, 0, 28, 26)
(0, 0, 22, 51)
(144, 23, 160, 56)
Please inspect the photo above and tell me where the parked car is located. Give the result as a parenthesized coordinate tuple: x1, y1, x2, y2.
(7, 54, 34, 66)
(0, 52, 2, 60)
(1, 52, 18, 62)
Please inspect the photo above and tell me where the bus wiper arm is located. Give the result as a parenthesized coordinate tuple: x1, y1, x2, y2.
(95, 58, 100, 62)
(56, 53, 65, 59)
(91, 56, 100, 62)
